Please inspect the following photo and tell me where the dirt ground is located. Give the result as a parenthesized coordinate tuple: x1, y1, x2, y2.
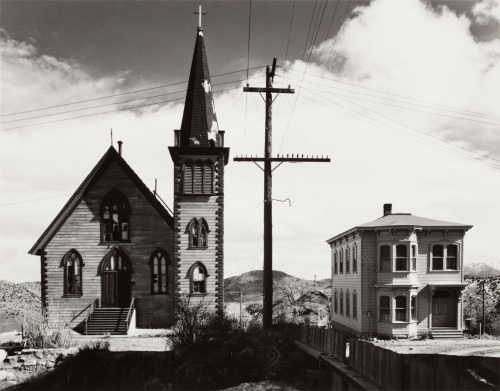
(370, 336, 500, 356)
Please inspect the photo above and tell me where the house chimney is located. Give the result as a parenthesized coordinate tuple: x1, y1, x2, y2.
(118, 141, 123, 156)
(383, 203, 392, 216)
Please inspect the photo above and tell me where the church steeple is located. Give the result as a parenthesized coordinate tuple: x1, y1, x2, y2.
(179, 27, 220, 148)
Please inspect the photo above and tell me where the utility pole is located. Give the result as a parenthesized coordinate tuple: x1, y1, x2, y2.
(235, 58, 330, 329)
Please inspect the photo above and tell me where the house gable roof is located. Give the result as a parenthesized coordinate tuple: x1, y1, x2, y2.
(29, 146, 173, 255)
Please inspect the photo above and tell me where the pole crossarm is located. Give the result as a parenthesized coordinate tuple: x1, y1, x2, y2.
(234, 156, 331, 163)
(244, 87, 295, 94)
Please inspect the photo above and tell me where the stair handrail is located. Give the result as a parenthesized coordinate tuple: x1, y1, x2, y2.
(125, 297, 136, 330)
(84, 298, 99, 335)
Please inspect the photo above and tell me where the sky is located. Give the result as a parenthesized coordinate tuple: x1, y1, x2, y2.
(1, 0, 500, 283)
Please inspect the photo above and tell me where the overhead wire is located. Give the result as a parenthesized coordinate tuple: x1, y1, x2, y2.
(1, 67, 264, 118)
(284, 0, 296, 63)
(0, 85, 245, 131)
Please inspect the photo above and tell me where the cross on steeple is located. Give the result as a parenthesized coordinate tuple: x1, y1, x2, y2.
(194, 5, 206, 28)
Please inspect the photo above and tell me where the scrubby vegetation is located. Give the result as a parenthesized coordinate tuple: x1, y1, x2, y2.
(22, 307, 74, 349)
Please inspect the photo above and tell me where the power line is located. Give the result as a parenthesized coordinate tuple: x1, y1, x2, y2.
(1, 67, 264, 118)
(246, 0, 253, 82)
(279, 65, 500, 121)
(0, 85, 243, 131)
(276, 73, 500, 126)
(1, 75, 263, 125)
(284, 0, 296, 63)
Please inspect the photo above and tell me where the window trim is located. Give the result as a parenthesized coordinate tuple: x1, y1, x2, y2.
(149, 249, 170, 295)
(430, 243, 460, 271)
(182, 160, 215, 195)
(100, 188, 131, 244)
(62, 249, 83, 297)
(187, 262, 209, 295)
(187, 218, 210, 249)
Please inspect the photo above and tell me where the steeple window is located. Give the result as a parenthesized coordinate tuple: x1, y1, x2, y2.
(187, 218, 209, 248)
(183, 160, 214, 194)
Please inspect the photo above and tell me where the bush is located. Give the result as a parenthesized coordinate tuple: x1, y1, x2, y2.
(23, 306, 74, 349)
(170, 297, 307, 390)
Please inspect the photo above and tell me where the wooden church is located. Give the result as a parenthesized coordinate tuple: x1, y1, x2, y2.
(29, 25, 229, 334)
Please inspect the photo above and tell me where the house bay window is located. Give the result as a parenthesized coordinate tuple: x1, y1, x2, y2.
(395, 296, 407, 321)
(395, 245, 408, 271)
(432, 244, 459, 271)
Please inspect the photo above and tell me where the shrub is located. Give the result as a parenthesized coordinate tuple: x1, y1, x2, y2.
(23, 306, 74, 349)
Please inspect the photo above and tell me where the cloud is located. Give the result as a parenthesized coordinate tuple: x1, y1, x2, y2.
(1, 1, 500, 284)
(474, 0, 500, 25)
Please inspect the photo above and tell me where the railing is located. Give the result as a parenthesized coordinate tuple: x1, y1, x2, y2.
(125, 298, 136, 331)
(84, 299, 99, 335)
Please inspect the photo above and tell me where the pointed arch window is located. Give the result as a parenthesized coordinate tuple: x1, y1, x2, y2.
(102, 249, 130, 272)
(101, 189, 131, 243)
(150, 249, 169, 294)
(188, 262, 208, 294)
(183, 160, 215, 194)
(63, 250, 83, 296)
(187, 218, 209, 248)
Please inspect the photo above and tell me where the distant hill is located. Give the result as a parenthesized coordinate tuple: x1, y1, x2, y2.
(464, 262, 500, 278)
(0, 280, 41, 333)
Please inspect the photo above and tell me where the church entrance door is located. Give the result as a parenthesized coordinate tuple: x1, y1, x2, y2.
(102, 271, 130, 307)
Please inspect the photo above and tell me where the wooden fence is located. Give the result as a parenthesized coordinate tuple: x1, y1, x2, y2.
(292, 325, 498, 391)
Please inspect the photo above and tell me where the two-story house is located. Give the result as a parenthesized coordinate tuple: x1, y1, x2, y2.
(327, 204, 472, 338)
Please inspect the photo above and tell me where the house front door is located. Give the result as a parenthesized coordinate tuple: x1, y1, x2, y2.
(102, 271, 130, 307)
(432, 290, 454, 327)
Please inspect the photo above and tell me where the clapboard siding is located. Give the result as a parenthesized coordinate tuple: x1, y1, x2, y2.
(43, 160, 174, 329)
(328, 217, 469, 338)
(172, 153, 225, 315)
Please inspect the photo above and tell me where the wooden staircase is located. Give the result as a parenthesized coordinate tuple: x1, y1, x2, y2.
(85, 307, 132, 335)
(431, 328, 463, 339)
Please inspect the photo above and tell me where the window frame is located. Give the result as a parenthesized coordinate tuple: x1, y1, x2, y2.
(182, 160, 215, 195)
(395, 295, 407, 322)
(100, 189, 131, 244)
(430, 243, 460, 271)
(379, 295, 390, 322)
(353, 291, 357, 320)
(395, 244, 408, 271)
(189, 262, 209, 295)
(187, 218, 209, 249)
(63, 249, 83, 297)
(150, 249, 170, 295)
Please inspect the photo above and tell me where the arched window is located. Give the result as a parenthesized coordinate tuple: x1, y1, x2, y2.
(346, 290, 350, 318)
(101, 189, 131, 243)
(379, 296, 390, 321)
(187, 218, 209, 248)
(183, 160, 214, 194)
(102, 249, 129, 272)
(63, 250, 82, 296)
(334, 289, 338, 313)
(432, 245, 444, 270)
(189, 262, 208, 294)
(395, 296, 407, 321)
(150, 249, 169, 294)
(333, 252, 338, 275)
(339, 251, 344, 275)
(379, 245, 391, 272)
(353, 291, 357, 320)
(395, 245, 408, 271)
(345, 247, 350, 274)
(340, 289, 344, 315)
(353, 245, 358, 273)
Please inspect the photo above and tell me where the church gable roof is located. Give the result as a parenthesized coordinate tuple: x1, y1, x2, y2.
(179, 27, 220, 148)
(29, 146, 173, 255)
